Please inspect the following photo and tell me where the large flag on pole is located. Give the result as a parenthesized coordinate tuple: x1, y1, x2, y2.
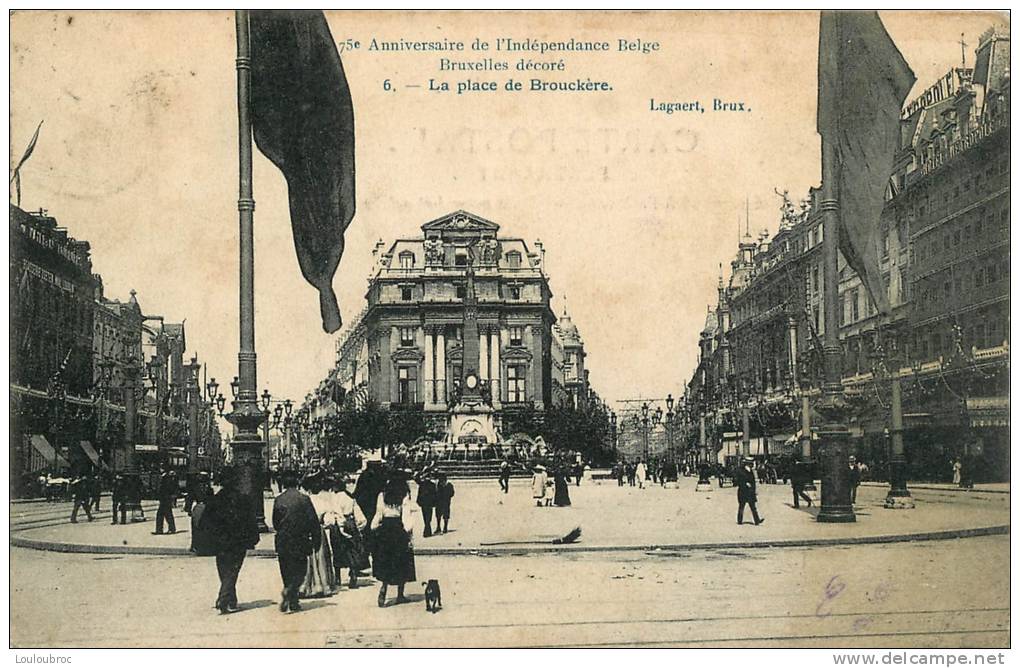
(817, 11, 914, 315)
(10, 121, 43, 207)
(250, 10, 355, 333)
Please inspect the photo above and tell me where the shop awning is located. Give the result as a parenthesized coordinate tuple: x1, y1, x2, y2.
(30, 435, 70, 468)
(78, 440, 108, 469)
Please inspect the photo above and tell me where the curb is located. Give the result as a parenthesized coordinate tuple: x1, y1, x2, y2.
(859, 482, 1010, 495)
(11, 524, 1009, 558)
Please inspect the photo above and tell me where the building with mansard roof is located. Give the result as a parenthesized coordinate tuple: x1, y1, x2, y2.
(685, 27, 1009, 480)
(308, 210, 594, 445)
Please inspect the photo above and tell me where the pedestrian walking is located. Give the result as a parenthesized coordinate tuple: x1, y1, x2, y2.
(736, 456, 764, 525)
(791, 459, 812, 508)
(627, 462, 636, 487)
(185, 471, 212, 515)
(498, 459, 511, 493)
(327, 477, 369, 590)
(154, 464, 178, 535)
(69, 474, 93, 523)
(553, 466, 572, 507)
(110, 473, 128, 525)
(531, 464, 548, 507)
(635, 461, 647, 489)
(88, 472, 103, 513)
(952, 458, 962, 486)
(372, 475, 417, 608)
(416, 473, 438, 538)
(272, 470, 321, 613)
(435, 473, 455, 534)
(848, 456, 861, 506)
(299, 474, 338, 598)
(202, 466, 259, 614)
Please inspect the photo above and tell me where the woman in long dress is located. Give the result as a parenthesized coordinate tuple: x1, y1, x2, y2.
(299, 475, 338, 598)
(372, 475, 417, 607)
(635, 461, 647, 489)
(328, 477, 369, 589)
(553, 466, 572, 507)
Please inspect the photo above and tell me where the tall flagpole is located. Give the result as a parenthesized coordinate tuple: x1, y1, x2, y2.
(816, 131, 855, 523)
(228, 9, 270, 532)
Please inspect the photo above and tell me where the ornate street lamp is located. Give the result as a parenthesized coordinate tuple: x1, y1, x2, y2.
(229, 376, 240, 400)
(215, 393, 226, 417)
(206, 377, 219, 403)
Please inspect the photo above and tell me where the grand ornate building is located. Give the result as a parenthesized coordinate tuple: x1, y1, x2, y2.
(305, 210, 593, 449)
(686, 28, 1009, 481)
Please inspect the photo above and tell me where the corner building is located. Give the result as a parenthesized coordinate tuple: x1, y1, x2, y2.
(331, 210, 588, 439)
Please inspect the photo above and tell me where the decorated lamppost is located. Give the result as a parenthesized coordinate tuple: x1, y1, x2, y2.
(640, 402, 650, 461)
(610, 411, 618, 457)
(120, 355, 143, 473)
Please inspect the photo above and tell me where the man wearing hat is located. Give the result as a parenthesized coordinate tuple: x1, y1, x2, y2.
(735, 456, 764, 526)
(848, 456, 862, 506)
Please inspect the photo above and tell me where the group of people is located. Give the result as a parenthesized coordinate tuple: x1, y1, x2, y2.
(195, 463, 428, 615)
(530, 463, 572, 507)
(612, 460, 648, 488)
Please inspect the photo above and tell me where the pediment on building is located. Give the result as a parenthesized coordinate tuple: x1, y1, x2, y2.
(391, 348, 424, 363)
(421, 210, 500, 234)
(501, 346, 533, 362)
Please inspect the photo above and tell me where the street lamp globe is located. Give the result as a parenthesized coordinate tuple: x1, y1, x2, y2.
(229, 376, 240, 400)
(206, 377, 219, 402)
(261, 389, 272, 411)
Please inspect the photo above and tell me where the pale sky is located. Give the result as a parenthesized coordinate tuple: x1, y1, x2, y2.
(9, 10, 1009, 411)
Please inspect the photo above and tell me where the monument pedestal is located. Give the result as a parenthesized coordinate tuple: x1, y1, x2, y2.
(448, 400, 498, 445)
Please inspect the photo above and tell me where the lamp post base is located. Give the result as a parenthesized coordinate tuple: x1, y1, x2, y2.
(884, 493, 915, 509)
(229, 435, 272, 533)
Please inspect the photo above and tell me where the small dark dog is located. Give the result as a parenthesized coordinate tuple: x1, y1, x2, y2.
(423, 579, 442, 613)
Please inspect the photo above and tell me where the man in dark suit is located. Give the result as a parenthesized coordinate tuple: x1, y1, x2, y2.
(111, 473, 128, 525)
(272, 470, 321, 613)
(416, 474, 437, 538)
(69, 474, 93, 523)
(435, 473, 455, 535)
(154, 464, 179, 535)
(203, 466, 259, 614)
(735, 457, 764, 525)
(848, 456, 862, 505)
(791, 459, 813, 509)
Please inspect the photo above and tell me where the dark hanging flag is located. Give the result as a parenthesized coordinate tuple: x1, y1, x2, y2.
(817, 11, 914, 315)
(10, 121, 43, 207)
(249, 10, 355, 333)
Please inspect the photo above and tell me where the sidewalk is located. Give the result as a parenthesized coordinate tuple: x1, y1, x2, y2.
(10, 478, 1008, 556)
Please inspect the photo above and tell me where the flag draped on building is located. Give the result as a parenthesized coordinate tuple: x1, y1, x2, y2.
(817, 11, 915, 315)
(10, 121, 43, 207)
(249, 10, 355, 334)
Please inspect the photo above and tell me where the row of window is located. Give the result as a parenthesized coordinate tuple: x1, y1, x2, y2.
(396, 363, 529, 404)
(904, 153, 1009, 221)
(398, 283, 523, 302)
(397, 325, 527, 348)
(914, 203, 1009, 264)
(398, 250, 523, 269)
(913, 318, 1008, 361)
(916, 256, 1010, 310)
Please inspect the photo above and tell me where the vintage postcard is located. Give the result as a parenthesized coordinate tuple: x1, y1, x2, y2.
(8, 9, 1010, 654)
